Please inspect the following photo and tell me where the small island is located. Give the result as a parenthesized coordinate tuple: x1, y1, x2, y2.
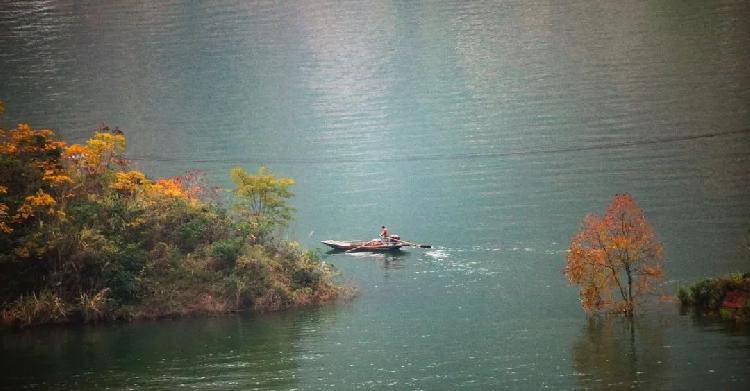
(0, 123, 347, 327)
(678, 273, 750, 322)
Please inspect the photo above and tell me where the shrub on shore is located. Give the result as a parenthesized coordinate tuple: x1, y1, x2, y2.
(0, 124, 346, 327)
(678, 273, 750, 322)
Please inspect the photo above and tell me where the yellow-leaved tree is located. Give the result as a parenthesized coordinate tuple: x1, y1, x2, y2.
(0, 124, 71, 259)
(231, 166, 294, 240)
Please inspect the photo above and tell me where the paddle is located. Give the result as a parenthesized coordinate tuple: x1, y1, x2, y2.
(396, 239, 431, 248)
(345, 240, 375, 253)
(344, 238, 431, 252)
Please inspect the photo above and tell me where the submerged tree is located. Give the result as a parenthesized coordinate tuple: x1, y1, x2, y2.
(565, 194, 664, 315)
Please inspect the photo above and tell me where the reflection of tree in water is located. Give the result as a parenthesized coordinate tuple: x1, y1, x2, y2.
(571, 316, 671, 389)
(0, 311, 317, 390)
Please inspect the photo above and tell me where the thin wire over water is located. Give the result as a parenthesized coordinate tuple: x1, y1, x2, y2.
(126, 127, 750, 165)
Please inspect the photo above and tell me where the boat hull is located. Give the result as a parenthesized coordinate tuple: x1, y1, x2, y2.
(321, 240, 404, 252)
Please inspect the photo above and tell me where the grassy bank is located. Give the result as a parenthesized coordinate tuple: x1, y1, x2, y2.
(0, 123, 349, 327)
(678, 273, 750, 322)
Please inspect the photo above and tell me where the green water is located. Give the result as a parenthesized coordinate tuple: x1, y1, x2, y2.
(1, 0, 750, 389)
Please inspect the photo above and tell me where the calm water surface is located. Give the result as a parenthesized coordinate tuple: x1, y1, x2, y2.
(1, 0, 750, 389)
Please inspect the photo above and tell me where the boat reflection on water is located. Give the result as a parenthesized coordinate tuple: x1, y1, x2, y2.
(324, 247, 410, 270)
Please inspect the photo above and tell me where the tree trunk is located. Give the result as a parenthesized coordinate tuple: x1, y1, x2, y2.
(625, 265, 634, 316)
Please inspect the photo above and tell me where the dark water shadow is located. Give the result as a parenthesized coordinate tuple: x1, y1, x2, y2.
(571, 316, 671, 389)
(0, 311, 317, 390)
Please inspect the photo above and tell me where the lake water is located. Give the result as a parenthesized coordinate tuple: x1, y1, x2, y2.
(1, 0, 750, 389)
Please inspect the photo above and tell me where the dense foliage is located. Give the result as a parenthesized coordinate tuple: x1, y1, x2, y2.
(565, 194, 664, 315)
(0, 123, 343, 327)
(231, 166, 295, 241)
(678, 273, 750, 322)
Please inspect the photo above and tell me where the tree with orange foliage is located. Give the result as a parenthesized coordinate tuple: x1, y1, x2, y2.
(565, 194, 664, 316)
(0, 119, 342, 326)
(0, 124, 71, 253)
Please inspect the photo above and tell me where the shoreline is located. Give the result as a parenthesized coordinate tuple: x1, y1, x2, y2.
(0, 125, 349, 328)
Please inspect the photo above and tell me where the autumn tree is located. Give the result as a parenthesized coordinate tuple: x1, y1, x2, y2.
(0, 121, 341, 327)
(0, 125, 72, 260)
(565, 194, 664, 316)
(0, 102, 7, 234)
(230, 166, 294, 240)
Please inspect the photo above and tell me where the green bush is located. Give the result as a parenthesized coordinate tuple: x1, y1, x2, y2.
(0, 126, 343, 327)
(677, 286, 689, 305)
(211, 238, 244, 268)
(688, 279, 722, 309)
(679, 273, 750, 322)
(293, 267, 322, 288)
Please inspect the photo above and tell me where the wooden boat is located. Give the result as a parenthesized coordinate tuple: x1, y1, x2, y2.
(321, 239, 405, 252)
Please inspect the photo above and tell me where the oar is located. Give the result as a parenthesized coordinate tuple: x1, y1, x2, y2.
(345, 241, 370, 253)
(396, 239, 431, 248)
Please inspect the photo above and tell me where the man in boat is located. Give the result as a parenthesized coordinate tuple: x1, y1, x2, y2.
(380, 226, 389, 244)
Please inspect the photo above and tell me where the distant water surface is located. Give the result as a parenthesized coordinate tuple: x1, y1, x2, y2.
(1, 0, 749, 389)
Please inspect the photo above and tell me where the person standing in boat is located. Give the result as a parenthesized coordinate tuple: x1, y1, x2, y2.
(380, 226, 389, 243)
